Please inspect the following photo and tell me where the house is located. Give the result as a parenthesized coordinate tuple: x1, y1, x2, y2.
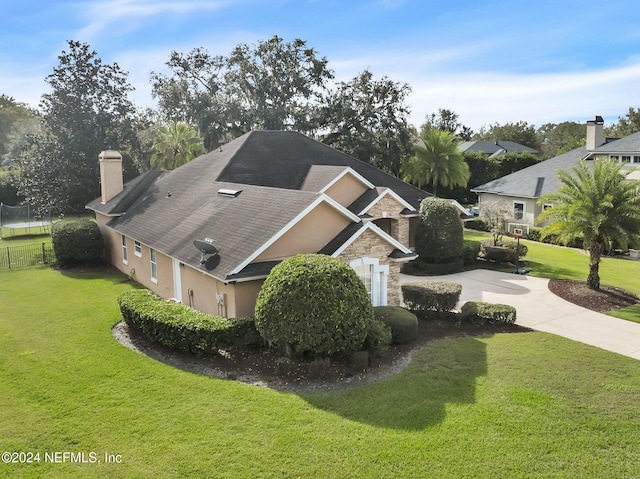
(458, 140, 538, 157)
(471, 116, 640, 234)
(87, 131, 426, 318)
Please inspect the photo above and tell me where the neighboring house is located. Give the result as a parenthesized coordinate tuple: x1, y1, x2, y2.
(458, 140, 538, 157)
(471, 116, 640, 235)
(87, 131, 426, 318)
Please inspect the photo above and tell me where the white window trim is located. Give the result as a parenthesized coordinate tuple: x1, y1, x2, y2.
(349, 257, 389, 307)
(150, 249, 158, 284)
(134, 241, 142, 258)
(121, 235, 128, 265)
(513, 201, 525, 221)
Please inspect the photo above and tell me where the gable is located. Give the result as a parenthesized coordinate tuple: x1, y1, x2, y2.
(254, 200, 353, 262)
(358, 188, 415, 217)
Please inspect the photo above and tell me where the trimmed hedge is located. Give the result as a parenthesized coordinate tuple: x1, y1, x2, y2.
(51, 218, 104, 267)
(461, 301, 517, 325)
(374, 306, 418, 344)
(415, 197, 464, 263)
(254, 254, 373, 357)
(117, 289, 260, 356)
(362, 319, 393, 357)
(481, 239, 528, 264)
(401, 257, 463, 275)
(402, 280, 462, 315)
(463, 239, 481, 265)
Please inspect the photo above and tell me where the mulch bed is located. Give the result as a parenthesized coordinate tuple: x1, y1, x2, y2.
(113, 318, 530, 392)
(548, 279, 640, 313)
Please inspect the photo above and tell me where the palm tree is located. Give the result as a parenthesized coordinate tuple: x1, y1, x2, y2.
(537, 158, 640, 290)
(401, 129, 470, 196)
(150, 121, 205, 170)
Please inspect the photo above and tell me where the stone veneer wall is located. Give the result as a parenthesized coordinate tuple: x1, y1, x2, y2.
(364, 194, 411, 247)
(336, 228, 401, 306)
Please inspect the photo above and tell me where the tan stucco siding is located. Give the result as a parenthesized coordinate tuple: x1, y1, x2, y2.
(323, 173, 370, 207)
(336, 229, 401, 306)
(255, 202, 352, 262)
(478, 193, 539, 226)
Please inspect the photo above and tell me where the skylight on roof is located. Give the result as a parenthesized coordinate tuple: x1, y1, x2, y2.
(217, 188, 242, 198)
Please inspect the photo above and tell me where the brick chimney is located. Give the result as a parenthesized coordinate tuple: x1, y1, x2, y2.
(586, 115, 605, 151)
(99, 150, 123, 204)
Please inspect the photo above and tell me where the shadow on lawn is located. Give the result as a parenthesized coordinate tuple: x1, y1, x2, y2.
(300, 336, 488, 430)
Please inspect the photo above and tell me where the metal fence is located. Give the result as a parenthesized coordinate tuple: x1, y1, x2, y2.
(0, 243, 56, 270)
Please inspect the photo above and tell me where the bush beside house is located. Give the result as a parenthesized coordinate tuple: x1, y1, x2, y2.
(401, 280, 462, 317)
(51, 218, 104, 267)
(411, 197, 464, 274)
(117, 289, 259, 356)
(254, 254, 374, 357)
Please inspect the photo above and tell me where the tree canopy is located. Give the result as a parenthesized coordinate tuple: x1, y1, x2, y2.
(537, 158, 640, 290)
(474, 120, 541, 151)
(14, 41, 140, 213)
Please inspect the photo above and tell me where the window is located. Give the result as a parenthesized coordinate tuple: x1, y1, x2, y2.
(350, 257, 388, 307)
(121, 235, 128, 265)
(632, 156, 640, 164)
(543, 203, 553, 211)
(150, 249, 158, 284)
(621, 155, 631, 163)
(513, 201, 525, 220)
(134, 241, 142, 257)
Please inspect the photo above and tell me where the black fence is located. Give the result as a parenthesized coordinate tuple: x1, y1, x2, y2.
(0, 243, 56, 270)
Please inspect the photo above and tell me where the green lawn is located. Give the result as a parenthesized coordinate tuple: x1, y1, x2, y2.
(465, 230, 640, 321)
(2, 267, 640, 478)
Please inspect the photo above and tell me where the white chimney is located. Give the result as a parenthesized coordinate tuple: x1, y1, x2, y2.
(99, 150, 123, 204)
(586, 115, 605, 151)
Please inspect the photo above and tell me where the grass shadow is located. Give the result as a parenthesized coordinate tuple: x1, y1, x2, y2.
(300, 336, 488, 430)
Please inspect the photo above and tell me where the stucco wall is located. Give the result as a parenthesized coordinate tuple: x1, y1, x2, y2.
(323, 172, 369, 207)
(255, 201, 351, 262)
(478, 193, 540, 226)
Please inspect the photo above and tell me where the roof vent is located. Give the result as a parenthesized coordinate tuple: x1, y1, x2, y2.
(217, 188, 242, 198)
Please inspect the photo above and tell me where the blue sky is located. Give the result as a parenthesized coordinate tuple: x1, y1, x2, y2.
(2, 0, 640, 131)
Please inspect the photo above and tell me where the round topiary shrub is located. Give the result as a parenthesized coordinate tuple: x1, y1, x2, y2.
(51, 218, 104, 267)
(254, 254, 374, 357)
(362, 319, 393, 357)
(374, 306, 418, 344)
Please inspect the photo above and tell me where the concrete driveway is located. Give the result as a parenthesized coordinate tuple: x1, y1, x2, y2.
(400, 269, 640, 360)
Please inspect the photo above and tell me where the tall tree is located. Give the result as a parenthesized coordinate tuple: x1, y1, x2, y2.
(537, 158, 640, 290)
(401, 129, 470, 196)
(474, 121, 541, 151)
(225, 36, 333, 133)
(151, 36, 334, 149)
(420, 108, 473, 140)
(537, 121, 585, 158)
(15, 41, 138, 213)
(320, 70, 413, 175)
(605, 107, 640, 138)
(150, 121, 204, 170)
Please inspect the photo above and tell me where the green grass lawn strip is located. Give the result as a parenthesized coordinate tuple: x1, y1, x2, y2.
(2, 267, 640, 477)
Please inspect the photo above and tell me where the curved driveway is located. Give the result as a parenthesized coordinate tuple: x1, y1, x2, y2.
(400, 269, 640, 360)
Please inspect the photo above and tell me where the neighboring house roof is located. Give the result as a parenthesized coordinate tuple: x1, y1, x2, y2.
(471, 146, 586, 199)
(471, 130, 640, 200)
(459, 140, 538, 157)
(87, 130, 424, 283)
(587, 131, 640, 156)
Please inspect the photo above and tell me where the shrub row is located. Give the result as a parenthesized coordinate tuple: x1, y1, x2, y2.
(117, 289, 260, 356)
(401, 281, 462, 315)
(460, 301, 517, 325)
(526, 227, 584, 249)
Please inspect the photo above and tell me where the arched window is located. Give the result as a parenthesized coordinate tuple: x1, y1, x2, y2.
(349, 257, 388, 306)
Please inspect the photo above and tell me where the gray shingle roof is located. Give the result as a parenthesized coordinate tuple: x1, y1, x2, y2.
(459, 140, 538, 156)
(471, 146, 587, 198)
(591, 131, 640, 154)
(88, 130, 427, 282)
